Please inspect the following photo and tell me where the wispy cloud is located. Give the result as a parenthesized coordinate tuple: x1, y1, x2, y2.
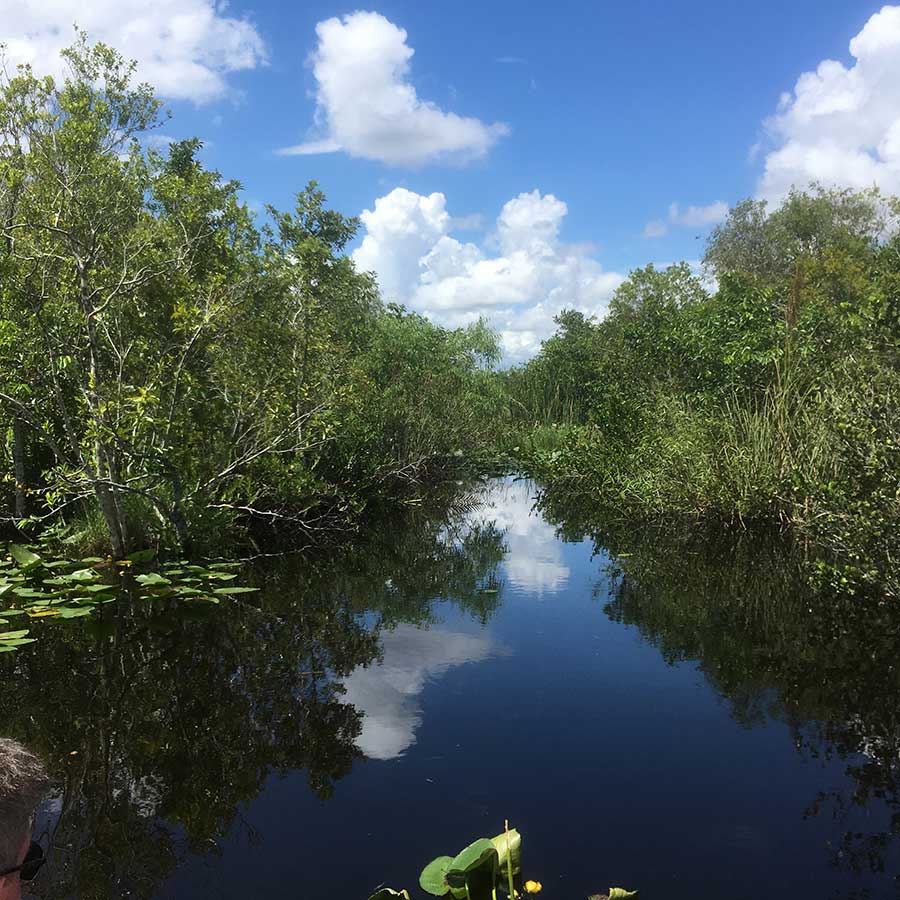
(643, 200, 728, 238)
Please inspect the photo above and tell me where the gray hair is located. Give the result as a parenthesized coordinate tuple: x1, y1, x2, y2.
(0, 739, 49, 871)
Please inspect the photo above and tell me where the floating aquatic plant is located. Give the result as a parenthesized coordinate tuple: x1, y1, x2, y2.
(0, 543, 256, 649)
(377, 823, 637, 900)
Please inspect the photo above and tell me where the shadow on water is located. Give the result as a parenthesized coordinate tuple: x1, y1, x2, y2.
(3, 476, 900, 898)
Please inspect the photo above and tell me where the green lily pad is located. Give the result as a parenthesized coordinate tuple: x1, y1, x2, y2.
(126, 549, 157, 563)
(9, 545, 41, 570)
(420, 856, 454, 896)
(491, 828, 522, 876)
(57, 606, 94, 619)
(65, 569, 100, 583)
(135, 572, 172, 586)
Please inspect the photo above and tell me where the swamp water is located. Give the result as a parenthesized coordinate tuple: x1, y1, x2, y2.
(4, 477, 900, 899)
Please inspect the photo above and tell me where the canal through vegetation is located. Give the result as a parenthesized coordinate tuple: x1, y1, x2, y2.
(5, 477, 899, 899)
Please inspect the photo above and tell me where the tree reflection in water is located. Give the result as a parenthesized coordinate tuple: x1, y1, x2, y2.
(0, 482, 507, 899)
(540, 491, 900, 896)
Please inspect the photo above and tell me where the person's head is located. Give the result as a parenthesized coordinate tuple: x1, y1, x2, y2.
(0, 740, 48, 899)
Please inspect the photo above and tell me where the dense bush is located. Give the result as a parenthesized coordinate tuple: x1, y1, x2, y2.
(0, 38, 501, 555)
(506, 187, 900, 598)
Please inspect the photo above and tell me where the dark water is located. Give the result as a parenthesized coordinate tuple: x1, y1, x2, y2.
(5, 477, 900, 899)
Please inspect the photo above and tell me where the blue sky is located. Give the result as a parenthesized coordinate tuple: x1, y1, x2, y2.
(4, 0, 897, 357)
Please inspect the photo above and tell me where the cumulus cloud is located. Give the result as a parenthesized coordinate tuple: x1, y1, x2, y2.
(0, 0, 267, 103)
(758, 4, 900, 201)
(472, 479, 571, 594)
(643, 200, 728, 238)
(278, 11, 508, 166)
(353, 187, 624, 360)
(342, 624, 499, 759)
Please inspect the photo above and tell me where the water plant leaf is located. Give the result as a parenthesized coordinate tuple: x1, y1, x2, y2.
(12, 587, 49, 599)
(449, 841, 498, 900)
(451, 839, 496, 873)
(608, 889, 638, 899)
(0, 630, 30, 640)
(212, 586, 259, 595)
(136, 573, 172, 587)
(58, 606, 94, 619)
(27, 608, 60, 618)
(491, 828, 522, 875)
(368, 890, 411, 900)
(419, 856, 454, 896)
(65, 569, 100, 583)
(9, 544, 42, 570)
(127, 549, 156, 563)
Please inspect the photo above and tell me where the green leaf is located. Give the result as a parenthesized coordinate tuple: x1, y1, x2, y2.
(448, 840, 498, 900)
(369, 891, 411, 900)
(58, 606, 94, 619)
(135, 572, 172, 586)
(608, 889, 639, 899)
(419, 856, 454, 896)
(65, 569, 100, 583)
(212, 586, 259, 595)
(0, 630, 30, 640)
(9, 544, 41, 570)
(126, 549, 156, 563)
(490, 828, 522, 876)
(11, 587, 48, 599)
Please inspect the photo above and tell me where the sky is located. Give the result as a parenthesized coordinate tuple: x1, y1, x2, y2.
(2, 0, 898, 359)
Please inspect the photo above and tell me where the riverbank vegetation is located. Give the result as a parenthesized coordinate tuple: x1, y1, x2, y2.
(4, 36, 900, 610)
(0, 37, 501, 558)
(502, 187, 900, 599)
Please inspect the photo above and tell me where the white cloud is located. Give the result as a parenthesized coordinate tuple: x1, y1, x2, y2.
(278, 11, 508, 166)
(642, 220, 668, 239)
(643, 200, 728, 238)
(342, 624, 499, 760)
(758, 4, 900, 201)
(0, 0, 267, 104)
(472, 479, 571, 594)
(353, 187, 624, 361)
(669, 201, 729, 227)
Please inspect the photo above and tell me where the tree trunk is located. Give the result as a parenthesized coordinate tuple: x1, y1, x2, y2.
(12, 416, 26, 518)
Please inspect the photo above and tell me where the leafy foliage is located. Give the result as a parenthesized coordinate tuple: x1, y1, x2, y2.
(0, 37, 501, 557)
(504, 187, 900, 599)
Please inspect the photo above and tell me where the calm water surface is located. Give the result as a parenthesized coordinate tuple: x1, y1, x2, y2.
(6, 477, 900, 899)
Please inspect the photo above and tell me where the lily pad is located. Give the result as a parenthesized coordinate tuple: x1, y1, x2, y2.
(135, 572, 172, 587)
(9, 544, 42, 570)
(420, 856, 454, 896)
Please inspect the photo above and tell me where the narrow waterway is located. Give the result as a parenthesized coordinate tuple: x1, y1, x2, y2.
(6, 477, 900, 899)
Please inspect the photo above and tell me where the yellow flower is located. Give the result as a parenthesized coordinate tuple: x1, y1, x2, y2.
(524, 881, 542, 894)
